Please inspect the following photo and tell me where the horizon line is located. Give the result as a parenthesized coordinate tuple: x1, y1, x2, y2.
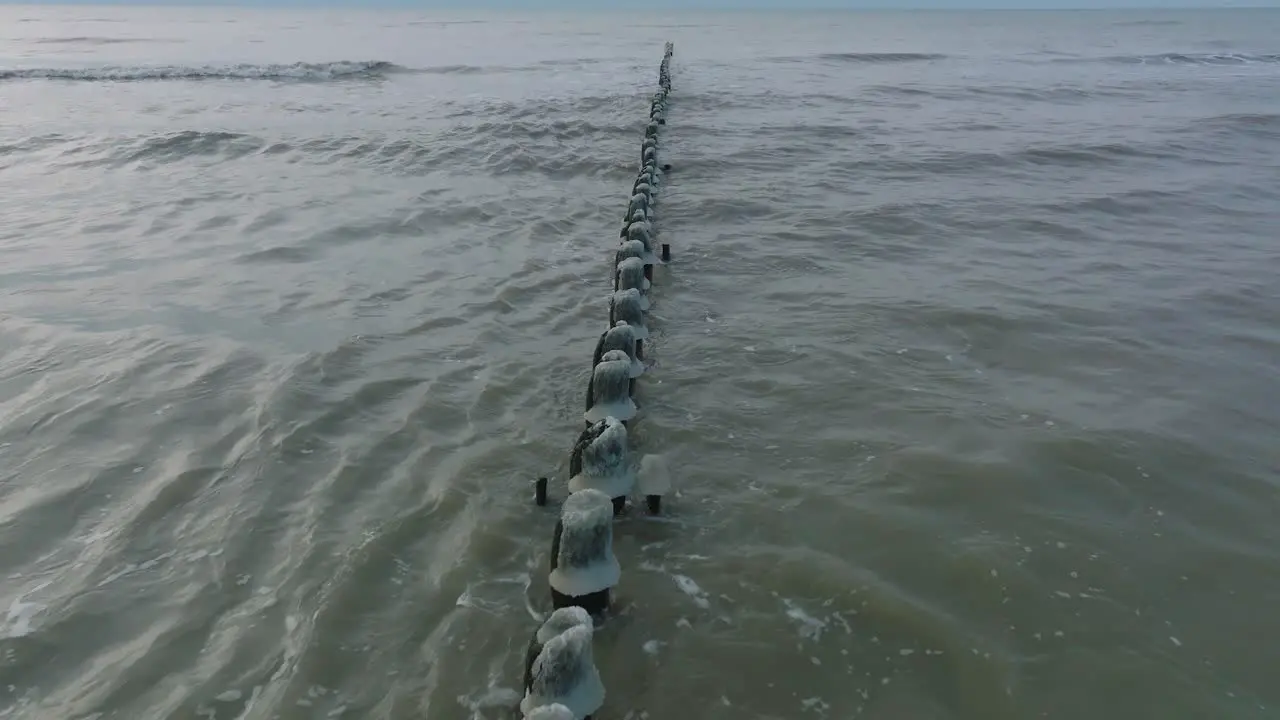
(1, 1, 1277, 8)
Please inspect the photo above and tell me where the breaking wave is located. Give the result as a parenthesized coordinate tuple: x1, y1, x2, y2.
(31, 36, 168, 45)
(1082, 52, 1280, 66)
(0, 60, 406, 82)
(0, 59, 608, 83)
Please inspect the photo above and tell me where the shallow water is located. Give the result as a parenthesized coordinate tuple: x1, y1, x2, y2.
(2, 6, 1279, 719)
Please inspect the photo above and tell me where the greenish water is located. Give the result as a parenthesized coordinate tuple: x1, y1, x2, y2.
(1, 6, 1278, 719)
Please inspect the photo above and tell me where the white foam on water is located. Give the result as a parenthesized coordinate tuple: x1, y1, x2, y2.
(830, 611, 853, 634)
(455, 584, 504, 609)
(456, 683, 522, 720)
(672, 574, 710, 609)
(783, 598, 827, 641)
(3, 581, 51, 639)
(800, 696, 830, 713)
(225, 685, 264, 720)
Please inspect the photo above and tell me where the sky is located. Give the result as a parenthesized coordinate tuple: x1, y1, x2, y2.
(1, 0, 1276, 7)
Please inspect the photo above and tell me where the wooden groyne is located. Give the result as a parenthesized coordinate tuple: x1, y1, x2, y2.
(520, 42, 676, 720)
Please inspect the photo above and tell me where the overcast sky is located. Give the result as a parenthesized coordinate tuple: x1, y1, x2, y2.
(2, 0, 1276, 7)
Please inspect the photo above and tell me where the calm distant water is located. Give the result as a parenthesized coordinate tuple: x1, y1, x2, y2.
(2, 5, 1279, 719)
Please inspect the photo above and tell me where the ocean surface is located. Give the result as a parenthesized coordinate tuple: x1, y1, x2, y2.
(2, 5, 1279, 719)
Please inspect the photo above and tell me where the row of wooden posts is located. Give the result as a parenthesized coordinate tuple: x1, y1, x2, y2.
(517, 42, 677, 720)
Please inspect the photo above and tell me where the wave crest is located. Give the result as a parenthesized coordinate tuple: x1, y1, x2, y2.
(0, 60, 404, 82)
(1073, 52, 1280, 66)
(32, 36, 164, 45)
(770, 52, 945, 65)
(817, 52, 947, 63)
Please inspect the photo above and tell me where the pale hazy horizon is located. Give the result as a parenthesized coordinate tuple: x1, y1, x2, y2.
(2, 0, 1279, 9)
